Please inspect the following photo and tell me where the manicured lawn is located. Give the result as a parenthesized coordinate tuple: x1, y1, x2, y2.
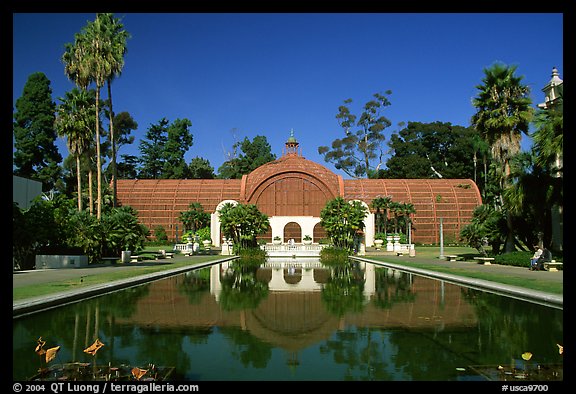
(365, 246, 563, 295)
(13, 255, 222, 301)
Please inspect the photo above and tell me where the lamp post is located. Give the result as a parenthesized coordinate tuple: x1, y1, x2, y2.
(439, 218, 444, 260)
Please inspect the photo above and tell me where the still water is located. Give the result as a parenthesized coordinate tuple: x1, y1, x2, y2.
(13, 258, 563, 381)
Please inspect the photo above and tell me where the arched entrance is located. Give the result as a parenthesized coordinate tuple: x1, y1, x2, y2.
(284, 222, 302, 243)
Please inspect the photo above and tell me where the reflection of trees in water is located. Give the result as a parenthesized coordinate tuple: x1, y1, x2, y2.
(319, 328, 396, 380)
(461, 288, 564, 366)
(372, 267, 416, 309)
(177, 267, 211, 304)
(321, 260, 365, 316)
(14, 285, 153, 379)
(219, 326, 274, 369)
(219, 257, 269, 311)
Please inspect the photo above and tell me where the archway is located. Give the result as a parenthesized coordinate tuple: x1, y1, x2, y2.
(211, 199, 238, 247)
(313, 222, 327, 243)
(284, 222, 302, 243)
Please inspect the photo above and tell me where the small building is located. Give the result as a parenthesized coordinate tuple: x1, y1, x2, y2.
(116, 134, 482, 246)
(13, 175, 43, 210)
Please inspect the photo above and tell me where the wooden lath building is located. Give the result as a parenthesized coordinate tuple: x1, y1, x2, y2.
(116, 133, 482, 246)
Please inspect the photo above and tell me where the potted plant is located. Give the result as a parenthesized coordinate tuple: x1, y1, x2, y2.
(197, 227, 212, 247)
(374, 233, 385, 249)
(273, 236, 282, 245)
(303, 235, 312, 245)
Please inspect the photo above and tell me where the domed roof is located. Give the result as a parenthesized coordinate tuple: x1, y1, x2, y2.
(241, 154, 343, 203)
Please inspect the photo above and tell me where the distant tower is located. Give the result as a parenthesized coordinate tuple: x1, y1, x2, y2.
(538, 67, 563, 111)
(538, 67, 563, 253)
(283, 129, 301, 157)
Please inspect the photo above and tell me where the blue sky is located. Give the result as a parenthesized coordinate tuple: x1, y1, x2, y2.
(12, 12, 564, 179)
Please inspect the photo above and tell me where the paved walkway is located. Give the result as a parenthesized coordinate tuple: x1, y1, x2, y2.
(13, 252, 563, 317)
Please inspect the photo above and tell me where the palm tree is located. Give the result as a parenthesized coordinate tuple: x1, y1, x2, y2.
(63, 31, 97, 214)
(54, 88, 97, 211)
(471, 62, 534, 252)
(531, 107, 563, 250)
(371, 196, 392, 235)
(388, 201, 403, 235)
(98, 13, 130, 208)
(399, 202, 416, 239)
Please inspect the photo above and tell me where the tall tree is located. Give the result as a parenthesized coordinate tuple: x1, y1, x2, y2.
(54, 87, 98, 211)
(163, 118, 194, 179)
(138, 118, 193, 179)
(98, 13, 130, 207)
(13, 72, 63, 191)
(382, 121, 478, 179)
(188, 157, 215, 179)
(318, 92, 392, 178)
(103, 111, 137, 182)
(471, 62, 534, 252)
(138, 118, 169, 179)
(218, 135, 276, 179)
(63, 14, 126, 219)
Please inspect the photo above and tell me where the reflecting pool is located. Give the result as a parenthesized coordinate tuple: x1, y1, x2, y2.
(13, 258, 563, 381)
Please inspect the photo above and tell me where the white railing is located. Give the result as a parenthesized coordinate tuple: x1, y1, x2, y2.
(173, 243, 194, 253)
(263, 259, 325, 269)
(260, 243, 328, 257)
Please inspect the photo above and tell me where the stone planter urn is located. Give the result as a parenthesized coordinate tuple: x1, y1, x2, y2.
(386, 236, 394, 251)
(273, 238, 282, 245)
(374, 239, 384, 249)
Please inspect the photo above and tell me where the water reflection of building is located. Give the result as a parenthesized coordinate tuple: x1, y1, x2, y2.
(117, 262, 478, 353)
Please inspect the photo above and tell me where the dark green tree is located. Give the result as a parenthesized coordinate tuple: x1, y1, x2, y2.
(381, 121, 478, 179)
(218, 203, 270, 251)
(320, 197, 368, 252)
(162, 118, 194, 179)
(318, 92, 392, 178)
(105, 111, 137, 181)
(117, 154, 139, 179)
(218, 135, 276, 179)
(138, 118, 193, 179)
(179, 202, 210, 233)
(188, 157, 215, 179)
(13, 72, 63, 191)
(138, 118, 168, 178)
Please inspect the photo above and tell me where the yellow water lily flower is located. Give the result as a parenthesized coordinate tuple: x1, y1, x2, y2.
(521, 352, 533, 361)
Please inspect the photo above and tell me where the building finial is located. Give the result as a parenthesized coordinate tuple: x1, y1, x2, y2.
(287, 129, 297, 143)
(284, 129, 300, 156)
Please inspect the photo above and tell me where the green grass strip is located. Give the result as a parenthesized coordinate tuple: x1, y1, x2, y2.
(366, 257, 563, 295)
(13, 255, 221, 301)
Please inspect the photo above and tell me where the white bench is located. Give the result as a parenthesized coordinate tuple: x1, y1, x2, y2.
(130, 255, 142, 263)
(474, 257, 494, 265)
(544, 260, 563, 272)
(445, 255, 458, 262)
